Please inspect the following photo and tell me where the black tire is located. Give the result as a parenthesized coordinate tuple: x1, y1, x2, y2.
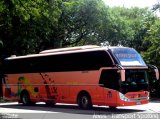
(21, 92, 31, 106)
(109, 106, 117, 110)
(78, 93, 92, 109)
(46, 101, 56, 106)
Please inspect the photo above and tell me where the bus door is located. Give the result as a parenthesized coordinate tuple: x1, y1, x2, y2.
(99, 69, 120, 105)
(2, 75, 12, 99)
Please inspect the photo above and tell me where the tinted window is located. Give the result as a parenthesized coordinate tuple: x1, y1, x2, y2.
(121, 69, 148, 93)
(3, 51, 113, 74)
(99, 69, 121, 91)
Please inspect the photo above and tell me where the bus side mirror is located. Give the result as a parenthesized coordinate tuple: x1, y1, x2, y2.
(154, 69, 159, 80)
(118, 70, 125, 81)
(147, 64, 159, 80)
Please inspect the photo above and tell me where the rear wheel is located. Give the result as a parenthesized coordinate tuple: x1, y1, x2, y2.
(78, 93, 92, 109)
(46, 101, 56, 106)
(21, 92, 31, 105)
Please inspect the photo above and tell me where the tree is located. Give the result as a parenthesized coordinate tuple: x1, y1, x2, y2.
(0, 0, 159, 65)
(103, 7, 157, 52)
(142, 20, 160, 68)
(0, 0, 110, 56)
(0, 0, 62, 56)
(56, 0, 110, 47)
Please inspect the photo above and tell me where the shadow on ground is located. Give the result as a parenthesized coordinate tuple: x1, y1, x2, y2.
(0, 102, 146, 115)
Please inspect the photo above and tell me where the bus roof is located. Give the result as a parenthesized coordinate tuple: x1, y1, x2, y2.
(39, 45, 100, 54)
(5, 45, 127, 60)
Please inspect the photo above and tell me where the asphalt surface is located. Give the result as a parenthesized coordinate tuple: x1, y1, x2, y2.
(0, 100, 160, 119)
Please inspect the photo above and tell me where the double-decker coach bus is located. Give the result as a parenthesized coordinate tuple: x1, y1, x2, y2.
(1, 45, 159, 109)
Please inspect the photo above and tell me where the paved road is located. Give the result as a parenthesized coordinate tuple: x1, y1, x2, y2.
(0, 100, 160, 119)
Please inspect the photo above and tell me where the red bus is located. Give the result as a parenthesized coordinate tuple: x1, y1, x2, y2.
(1, 45, 159, 109)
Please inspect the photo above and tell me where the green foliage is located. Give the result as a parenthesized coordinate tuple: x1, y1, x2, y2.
(106, 7, 157, 51)
(59, 0, 110, 47)
(0, 0, 160, 68)
(0, 0, 62, 56)
(142, 20, 160, 68)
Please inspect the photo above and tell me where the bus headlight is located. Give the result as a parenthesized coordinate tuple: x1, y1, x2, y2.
(119, 92, 129, 102)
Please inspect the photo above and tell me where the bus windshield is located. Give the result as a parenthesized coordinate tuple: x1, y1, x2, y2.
(99, 69, 148, 94)
(110, 48, 146, 66)
(121, 69, 148, 94)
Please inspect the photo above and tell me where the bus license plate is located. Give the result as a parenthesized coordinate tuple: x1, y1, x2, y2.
(137, 102, 141, 105)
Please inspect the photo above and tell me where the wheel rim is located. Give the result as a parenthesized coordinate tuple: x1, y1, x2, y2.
(22, 94, 29, 104)
(81, 96, 88, 108)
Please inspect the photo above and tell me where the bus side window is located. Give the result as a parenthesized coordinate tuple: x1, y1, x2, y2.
(99, 70, 120, 90)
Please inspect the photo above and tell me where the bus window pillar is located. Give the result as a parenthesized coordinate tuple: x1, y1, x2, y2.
(117, 70, 125, 82)
(119, 70, 125, 82)
(116, 64, 125, 81)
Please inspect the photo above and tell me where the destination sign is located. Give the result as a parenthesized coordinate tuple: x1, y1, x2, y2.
(115, 53, 137, 58)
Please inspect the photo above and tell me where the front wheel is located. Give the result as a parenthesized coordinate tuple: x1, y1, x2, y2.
(78, 94, 92, 109)
(109, 106, 117, 110)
